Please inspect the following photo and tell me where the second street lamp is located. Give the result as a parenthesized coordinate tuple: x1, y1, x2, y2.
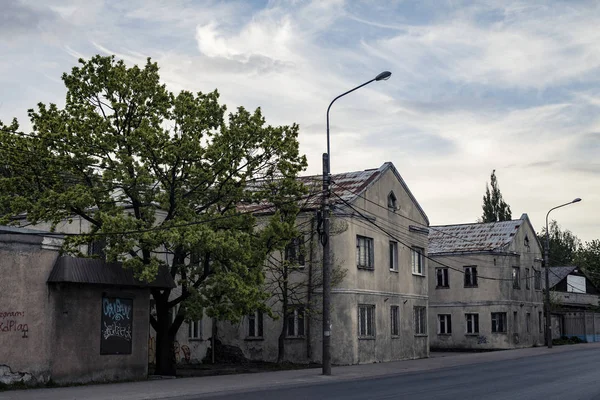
(544, 197, 582, 348)
(321, 71, 392, 376)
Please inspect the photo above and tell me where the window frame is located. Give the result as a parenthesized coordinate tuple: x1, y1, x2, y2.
(491, 312, 507, 333)
(464, 266, 478, 287)
(437, 314, 452, 335)
(411, 247, 425, 276)
(414, 306, 427, 335)
(513, 267, 521, 289)
(247, 311, 264, 339)
(285, 306, 305, 338)
(465, 313, 479, 334)
(525, 268, 530, 290)
(534, 269, 542, 290)
(188, 320, 202, 340)
(358, 304, 376, 338)
(436, 267, 449, 288)
(389, 241, 399, 272)
(285, 236, 305, 268)
(356, 235, 375, 270)
(526, 312, 531, 333)
(387, 191, 397, 211)
(390, 305, 400, 337)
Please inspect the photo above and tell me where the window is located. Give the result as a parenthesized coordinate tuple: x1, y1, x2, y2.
(525, 268, 530, 290)
(286, 307, 305, 337)
(512, 267, 521, 289)
(387, 191, 397, 211)
(466, 313, 479, 334)
(411, 247, 424, 275)
(491, 312, 507, 333)
(436, 268, 449, 288)
(285, 236, 305, 267)
(356, 236, 374, 270)
(438, 314, 452, 334)
(464, 266, 478, 287)
(389, 241, 398, 271)
(358, 305, 376, 338)
(526, 313, 531, 333)
(414, 306, 427, 335)
(534, 269, 542, 290)
(524, 235, 530, 250)
(188, 320, 202, 339)
(390, 306, 399, 336)
(513, 311, 518, 332)
(248, 311, 264, 338)
(88, 238, 106, 259)
(539, 311, 543, 333)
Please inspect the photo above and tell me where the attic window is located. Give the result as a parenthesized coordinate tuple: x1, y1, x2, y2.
(524, 235, 530, 250)
(387, 191, 397, 211)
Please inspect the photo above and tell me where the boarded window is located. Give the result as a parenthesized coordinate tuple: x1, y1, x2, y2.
(101, 297, 133, 355)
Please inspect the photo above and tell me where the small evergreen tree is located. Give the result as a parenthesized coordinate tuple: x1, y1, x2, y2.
(481, 170, 512, 222)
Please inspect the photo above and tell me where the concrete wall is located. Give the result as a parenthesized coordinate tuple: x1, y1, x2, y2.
(0, 232, 60, 384)
(429, 218, 544, 349)
(49, 284, 149, 384)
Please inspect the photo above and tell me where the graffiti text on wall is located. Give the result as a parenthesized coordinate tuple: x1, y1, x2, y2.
(100, 297, 133, 355)
(0, 311, 28, 337)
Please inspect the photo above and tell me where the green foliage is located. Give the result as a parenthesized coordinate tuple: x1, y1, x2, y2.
(574, 240, 600, 288)
(481, 170, 512, 223)
(0, 55, 307, 373)
(538, 220, 581, 267)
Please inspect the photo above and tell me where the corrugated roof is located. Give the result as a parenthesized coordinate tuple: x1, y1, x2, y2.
(429, 219, 522, 254)
(47, 256, 175, 289)
(546, 266, 578, 289)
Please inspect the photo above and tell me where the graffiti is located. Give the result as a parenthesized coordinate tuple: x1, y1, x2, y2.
(103, 321, 132, 341)
(0, 311, 28, 337)
(181, 345, 191, 363)
(172, 341, 180, 364)
(477, 335, 488, 344)
(103, 298, 132, 321)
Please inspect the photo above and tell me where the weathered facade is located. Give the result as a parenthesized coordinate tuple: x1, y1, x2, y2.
(428, 214, 544, 350)
(217, 162, 431, 365)
(546, 266, 600, 342)
(0, 226, 174, 385)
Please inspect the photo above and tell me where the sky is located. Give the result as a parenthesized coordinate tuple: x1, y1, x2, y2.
(1, 0, 598, 242)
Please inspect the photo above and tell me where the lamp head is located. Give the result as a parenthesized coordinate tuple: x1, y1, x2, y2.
(375, 71, 392, 81)
(572, 198, 582, 203)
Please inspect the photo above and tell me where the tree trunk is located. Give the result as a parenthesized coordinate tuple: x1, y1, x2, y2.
(154, 297, 176, 376)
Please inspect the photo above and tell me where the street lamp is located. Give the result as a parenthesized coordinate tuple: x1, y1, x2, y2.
(544, 197, 582, 348)
(321, 71, 392, 376)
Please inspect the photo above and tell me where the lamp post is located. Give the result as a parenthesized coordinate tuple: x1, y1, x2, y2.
(544, 197, 582, 348)
(321, 71, 391, 376)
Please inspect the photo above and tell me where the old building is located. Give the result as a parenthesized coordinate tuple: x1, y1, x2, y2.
(428, 214, 544, 350)
(0, 226, 174, 385)
(216, 162, 431, 365)
(546, 266, 600, 342)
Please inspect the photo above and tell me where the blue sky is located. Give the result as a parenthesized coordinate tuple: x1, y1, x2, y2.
(1, 0, 598, 242)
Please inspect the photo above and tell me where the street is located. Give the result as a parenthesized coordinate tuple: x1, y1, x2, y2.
(192, 348, 600, 400)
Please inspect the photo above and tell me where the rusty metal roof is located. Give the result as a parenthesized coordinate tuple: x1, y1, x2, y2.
(47, 256, 175, 289)
(428, 220, 522, 254)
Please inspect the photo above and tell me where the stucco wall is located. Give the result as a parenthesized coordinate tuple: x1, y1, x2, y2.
(428, 217, 544, 349)
(0, 233, 60, 384)
(49, 284, 150, 384)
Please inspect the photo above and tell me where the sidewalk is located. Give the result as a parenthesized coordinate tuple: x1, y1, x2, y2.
(3, 343, 600, 400)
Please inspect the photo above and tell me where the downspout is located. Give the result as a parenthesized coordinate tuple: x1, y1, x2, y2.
(306, 214, 316, 360)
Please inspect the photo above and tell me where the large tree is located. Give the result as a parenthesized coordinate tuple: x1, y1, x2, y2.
(537, 220, 581, 267)
(481, 169, 512, 223)
(574, 240, 600, 287)
(0, 55, 307, 375)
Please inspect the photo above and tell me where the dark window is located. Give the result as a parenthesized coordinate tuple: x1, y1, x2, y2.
(438, 314, 452, 334)
(436, 268, 449, 288)
(248, 311, 264, 338)
(539, 311, 543, 333)
(390, 306, 399, 336)
(526, 313, 531, 333)
(534, 270, 542, 290)
(491, 312, 507, 333)
(389, 241, 398, 271)
(466, 313, 479, 334)
(387, 191, 397, 211)
(414, 306, 427, 335)
(357, 236, 374, 269)
(513, 267, 521, 289)
(286, 307, 305, 337)
(464, 266, 478, 287)
(525, 268, 530, 290)
(285, 236, 305, 267)
(359, 304, 376, 337)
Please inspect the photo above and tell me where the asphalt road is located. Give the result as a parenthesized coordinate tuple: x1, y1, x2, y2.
(191, 348, 600, 400)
